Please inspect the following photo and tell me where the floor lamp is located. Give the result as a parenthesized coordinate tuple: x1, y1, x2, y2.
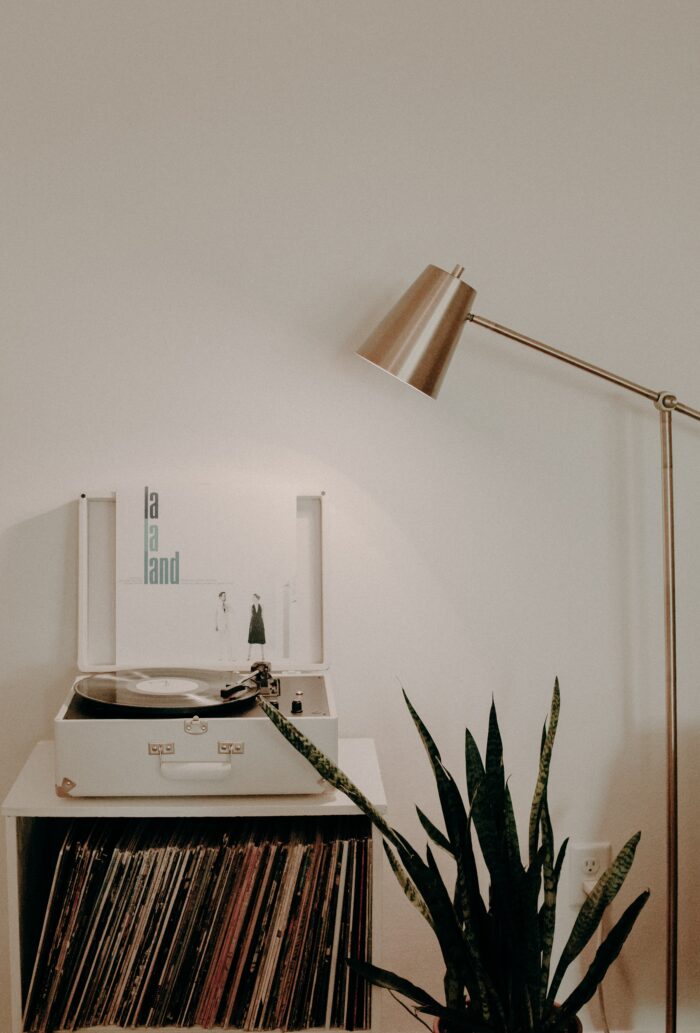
(357, 262, 699, 1033)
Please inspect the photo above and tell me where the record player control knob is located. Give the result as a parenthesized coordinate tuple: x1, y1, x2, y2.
(291, 699, 303, 715)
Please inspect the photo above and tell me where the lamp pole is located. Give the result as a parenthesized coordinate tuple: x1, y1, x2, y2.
(357, 263, 700, 1033)
(658, 404, 678, 1033)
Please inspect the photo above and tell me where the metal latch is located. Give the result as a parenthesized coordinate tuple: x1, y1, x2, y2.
(148, 742, 175, 756)
(55, 777, 77, 797)
(218, 741, 244, 755)
(185, 716, 208, 735)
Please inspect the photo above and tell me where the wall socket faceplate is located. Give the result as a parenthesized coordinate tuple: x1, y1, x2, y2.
(569, 841, 611, 906)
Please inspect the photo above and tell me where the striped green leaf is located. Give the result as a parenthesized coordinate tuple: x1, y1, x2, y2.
(539, 835, 568, 1011)
(344, 958, 443, 1014)
(418, 843, 493, 1015)
(404, 692, 488, 944)
(402, 691, 469, 854)
(465, 729, 507, 890)
(546, 890, 650, 1031)
(529, 680, 560, 867)
(258, 696, 396, 842)
(547, 831, 642, 1007)
(503, 783, 523, 873)
(383, 841, 433, 925)
(485, 698, 505, 800)
(260, 696, 456, 956)
(416, 807, 453, 855)
(260, 697, 484, 1000)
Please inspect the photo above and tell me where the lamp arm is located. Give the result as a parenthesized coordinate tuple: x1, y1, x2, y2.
(467, 312, 700, 422)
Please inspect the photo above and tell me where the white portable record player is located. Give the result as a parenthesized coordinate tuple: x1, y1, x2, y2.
(54, 489, 337, 797)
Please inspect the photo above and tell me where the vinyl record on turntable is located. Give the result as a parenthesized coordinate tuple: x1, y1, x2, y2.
(74, 669, 259, 717)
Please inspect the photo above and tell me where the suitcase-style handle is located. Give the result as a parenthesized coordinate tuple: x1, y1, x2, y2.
(159, 758, 232, 781)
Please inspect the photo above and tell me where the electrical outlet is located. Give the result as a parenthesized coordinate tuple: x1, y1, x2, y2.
(569, 841, 611, 906)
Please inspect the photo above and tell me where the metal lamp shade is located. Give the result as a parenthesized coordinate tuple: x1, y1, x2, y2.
(357, 264, 476, 398)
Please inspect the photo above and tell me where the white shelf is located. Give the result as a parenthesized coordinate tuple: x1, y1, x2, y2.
(3, 738, 386, 1033)
(2, 739, 386, 818)
(2, 738, 387, 817)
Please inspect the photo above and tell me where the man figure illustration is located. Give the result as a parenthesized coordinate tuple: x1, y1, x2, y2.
(215, 591, 232, 662)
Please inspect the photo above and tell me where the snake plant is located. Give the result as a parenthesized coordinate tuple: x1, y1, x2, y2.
(260, 681, 649, 1033)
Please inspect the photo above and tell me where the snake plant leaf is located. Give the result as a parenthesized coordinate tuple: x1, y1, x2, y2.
(539, 835, 568, 1011)
(503, 783, 523, 872)
(386, 831, 487, 1011)
(503, 785, 540, 1019)
(260, 695, 460, 954)
(383, 841, 433, 925)
(473, 711, 508, 858)
(420, 843, 492, 1015)
(538, 781, 554, 877)
(465, 729, 507, 891)
(529, 724, 548, 864)
(547, 830, 642, 1007)
(519, 843, 545, 1022)
(485, 698, 506, 807)
(529, 680, 560, 867)
(402, 692, 469, 857)
(260, 698, 436, 911)
(416, 807, 453, 855)
(258, 698, 492, 1010)
(546, 889, 650, 1031)
(404, 691, 488, 938)
(417, 822, 499, 1024)
(536, 784, 555, 1010)
(552, 836, 568, 885)
(263, 696, 487, 1016)
(388, 831, 477, 977)
(389, 829, 452, 922)
(464, 728, 484, 808)
(344, 958, 443, 1014)
(498, 840, 544, 1029)
(399, 829, 470, 972)
(390, 824, 466, 924)
(257, 697, 397, 841)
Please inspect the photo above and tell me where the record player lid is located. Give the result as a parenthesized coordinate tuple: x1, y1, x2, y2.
(77, 489, 327, 674)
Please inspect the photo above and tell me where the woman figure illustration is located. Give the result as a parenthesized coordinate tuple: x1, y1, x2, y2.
(247, 593, 266, 660)
(215, 591, 232, 662)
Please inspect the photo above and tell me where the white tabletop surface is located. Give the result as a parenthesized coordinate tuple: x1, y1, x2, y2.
(2, 738, 387, 818)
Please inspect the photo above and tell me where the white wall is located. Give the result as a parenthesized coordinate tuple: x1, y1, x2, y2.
(1, 2, 699, 1030)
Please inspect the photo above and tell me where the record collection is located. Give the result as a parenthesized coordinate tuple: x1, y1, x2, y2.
(23, 816, 371, 1033)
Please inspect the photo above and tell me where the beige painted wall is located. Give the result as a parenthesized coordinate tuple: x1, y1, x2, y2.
(2, 2, 699, 1030)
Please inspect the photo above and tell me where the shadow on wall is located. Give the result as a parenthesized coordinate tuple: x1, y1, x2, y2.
(0, 501, 79, 787)
(0, 501, 79, 1033)
(574, 723, 700, 1031)
(676, 719, 700, 1017)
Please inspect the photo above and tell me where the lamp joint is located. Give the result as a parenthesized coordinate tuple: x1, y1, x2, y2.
(655, 392, 678, 412)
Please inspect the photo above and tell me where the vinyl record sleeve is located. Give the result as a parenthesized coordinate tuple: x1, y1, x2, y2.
(116, 484, 295, 669)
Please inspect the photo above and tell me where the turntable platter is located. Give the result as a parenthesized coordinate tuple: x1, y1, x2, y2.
(74, 669, 259, 716)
